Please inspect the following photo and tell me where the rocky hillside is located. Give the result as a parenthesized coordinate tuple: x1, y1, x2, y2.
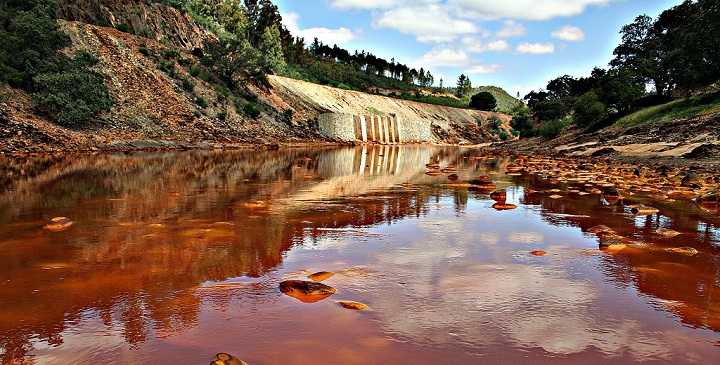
(0, 1, 511, 154)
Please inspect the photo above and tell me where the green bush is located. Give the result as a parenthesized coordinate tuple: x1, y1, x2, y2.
(470, 91, 497, 110)
(217, 110, 227, 120)
(182, 78, 194, 91)
(138, 47, 150, 56)
(537, 119, 566, 140)
(196, 96, 207, 108)
(243, 103, 261, 119)
(115, 23, 131, 33)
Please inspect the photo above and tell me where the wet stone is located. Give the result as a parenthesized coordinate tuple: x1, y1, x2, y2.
(211, 352, 249, 365)
(307, 271, 334, 282)
(43, 217, 73, 232)
(337, 300, 371, 310)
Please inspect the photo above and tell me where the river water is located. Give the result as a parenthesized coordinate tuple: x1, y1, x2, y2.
(1, 146, 719, 364)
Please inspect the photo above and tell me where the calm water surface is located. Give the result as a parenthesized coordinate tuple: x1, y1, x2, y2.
(1, 146, 719, 364)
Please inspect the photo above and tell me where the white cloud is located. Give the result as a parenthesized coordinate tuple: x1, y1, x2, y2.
(373, 5, 479, 43)
(516, 42, 555, 54)
(330, 0, 401, 10)
(496, 20, 527, 38)
(551, 25, 586, 41)
(467, 64, 503, 74)
(282, 12, 358, 45)
(448, 0, 610, 21)
(461, 37, 510, 53)
(414, 47, 471, 67)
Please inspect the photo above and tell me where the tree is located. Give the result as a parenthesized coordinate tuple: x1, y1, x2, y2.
(610, 14, 669, 96)
(201, 37, 260, 88)
(456, 74, 471, 97)
(470, 91, 496, 111)
(573, 91, 606, 127)
(258, 24, 284, 74)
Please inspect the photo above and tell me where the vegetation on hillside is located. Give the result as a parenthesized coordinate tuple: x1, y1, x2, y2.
(0, 0, 112, 126)
(513, 0, 720, 140)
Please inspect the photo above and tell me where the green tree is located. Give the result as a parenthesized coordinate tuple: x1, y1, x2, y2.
(201, 37, 260, 89)
(258, 24, 284, 74)
(610, 14, 669, 96)
(573, 91, 606, 127)
(456, 74, 471, 97)
(470, 91, 497, 111)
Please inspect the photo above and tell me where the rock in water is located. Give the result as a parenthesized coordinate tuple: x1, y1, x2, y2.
(655, 228, 681, 237)
(279, 280, 336, 303)
(337, 300, 371, 310)
(43, 217, 73, 231)
(307, 271, 334, 282)
(630, 204, 659, 215)
(667, 247, 698, 256)
(211, 352, 249, 365)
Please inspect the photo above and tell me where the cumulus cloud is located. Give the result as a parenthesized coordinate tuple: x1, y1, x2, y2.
(373, 5, 479, 43)
(282, 12, 358, 45)
(461, 37, 510, 53)
(516, 42, 555, 54)
(496, 20, 527, 38)
(551, 25, 586, 41)
(466, 64, 503, 74)
(414, 47, 471, 67)
(448, 0, 610, 21)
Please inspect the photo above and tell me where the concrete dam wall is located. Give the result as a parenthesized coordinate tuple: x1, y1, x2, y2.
(317, 113, 433, 143)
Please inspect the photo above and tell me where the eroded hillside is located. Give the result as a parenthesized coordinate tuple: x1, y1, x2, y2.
(0, 3, 511, 154)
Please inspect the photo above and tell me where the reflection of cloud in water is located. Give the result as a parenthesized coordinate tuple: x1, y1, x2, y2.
(370, 243, 681, 361)
(507, 231, 544, 244)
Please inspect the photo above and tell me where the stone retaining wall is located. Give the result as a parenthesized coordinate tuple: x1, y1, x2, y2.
(319, 113, 433, 143)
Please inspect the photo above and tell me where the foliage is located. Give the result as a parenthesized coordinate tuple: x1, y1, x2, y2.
(470, 91, 496, 111)
(32, 51, 112, 126)
(1, 0, 111, 125)
(257, 24, 284, 74)
(573, 91, 607, 127)
(243, 102, 261, 118)
(201, 37, 260, 89)
(533, 99, 569, 122)
(613, 91, 720, 128)
(456, 74, 471, 97)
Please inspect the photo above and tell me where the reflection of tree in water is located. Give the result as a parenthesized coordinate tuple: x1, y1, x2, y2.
(0, 147, 494, 363)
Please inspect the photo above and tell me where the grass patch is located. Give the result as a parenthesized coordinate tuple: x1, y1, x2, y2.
(613, 92, 720, 128)
(367, 106, 384, 116)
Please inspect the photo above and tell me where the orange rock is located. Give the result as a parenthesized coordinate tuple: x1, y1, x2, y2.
(43, 217, 73, 232)
(490, 190, 507, 202)
(492, 202, 517, 210)
(530, 250, 547, 256)
(425, 170, 442, 176)
(337, 300, 371, 310)
(308, 271, 334, 282)
(630, 204, 659, 215)
(279, 280, 336, 303)
(211, 352, 249, 365)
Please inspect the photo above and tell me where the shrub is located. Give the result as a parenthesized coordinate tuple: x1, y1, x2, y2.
(115, 23, 131, 33)
(32, 51, 112, 126)
(217, 110, 227, 120)
(470, 91, 497, 110)
(195, 96, 207, 108)
(536, 119, 565, 140)
(243, 103, 261, 119)
(138, 47, 150, 56)
(182, 78, 194, 92)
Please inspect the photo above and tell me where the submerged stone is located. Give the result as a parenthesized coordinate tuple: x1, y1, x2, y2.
(279, 280, 336, 303)
(630, 204, 660, 215)
(490, 190, 507, 203)
(655, 228, 681, 237)
(667, 247, 699, 256)
(43, 217, 73, 232)
(530, 250, 547, 256)
(337, 300, 371, 310)
(308, 271, 334, 282)
(492, 202, 517, 210)
(211, 352, 249, 365)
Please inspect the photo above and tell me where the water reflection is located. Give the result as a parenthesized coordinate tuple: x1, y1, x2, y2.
(1, 147, 719, 364)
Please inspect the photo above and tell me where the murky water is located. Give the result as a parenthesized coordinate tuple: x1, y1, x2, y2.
(1, 146, 719, 365)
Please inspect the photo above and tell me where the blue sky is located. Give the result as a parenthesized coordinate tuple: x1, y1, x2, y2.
(274, 0, 683, 98)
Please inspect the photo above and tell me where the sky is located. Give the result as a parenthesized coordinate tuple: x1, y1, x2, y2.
(273, 0, 684, 98)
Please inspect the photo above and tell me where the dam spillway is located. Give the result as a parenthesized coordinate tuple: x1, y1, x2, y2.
(318, 113, 434, 143)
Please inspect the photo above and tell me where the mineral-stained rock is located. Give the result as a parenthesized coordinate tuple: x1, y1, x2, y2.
(279, 280, 336, 303)
(667, 247, 698, 256)
(211, 352, 249, 365)
(43, 217, 73, 231)
(337, 300, 371, 310)
(655, 228, 681, 237)
(630, 204, 659, 215)
(308, 271, 334, 282)
(681, 172, 703, 188)
(490, 190, 507, 203)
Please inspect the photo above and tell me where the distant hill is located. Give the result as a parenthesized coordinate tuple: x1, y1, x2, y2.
(470, 86, 523, 113)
